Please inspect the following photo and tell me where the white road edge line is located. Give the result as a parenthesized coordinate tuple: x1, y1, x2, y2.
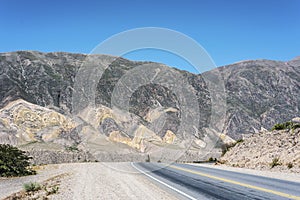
(130, 162, 197, 200)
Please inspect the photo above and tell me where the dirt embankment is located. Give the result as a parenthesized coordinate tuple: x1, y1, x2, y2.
(220, 127, 300, 173)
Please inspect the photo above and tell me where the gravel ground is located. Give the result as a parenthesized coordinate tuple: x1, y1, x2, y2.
(52, 162, 177, 200)
(1, 163, 178, 200)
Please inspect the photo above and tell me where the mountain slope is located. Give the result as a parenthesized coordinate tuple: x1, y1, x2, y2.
(0, 51, 299, 161)
(218, 59, 300, 138)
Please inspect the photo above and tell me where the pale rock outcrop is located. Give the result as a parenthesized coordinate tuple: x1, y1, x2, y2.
(0, 99, 76, 145)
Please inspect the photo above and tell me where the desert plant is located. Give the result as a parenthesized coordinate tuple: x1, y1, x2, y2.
(65, 144, 79, 152)
(23, 182, 41, 192)
(271, 121, 300, 131)
(45, 185, 59, 195)
(0, 144, 36, 177)
(208, 157, 217, 162)
(287, 163, 293, 169)
(270, 157, 281, 168)
(272, 123, 287, 130)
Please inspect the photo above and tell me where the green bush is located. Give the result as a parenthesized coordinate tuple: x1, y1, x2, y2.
(271, 121, 300, 131)
(65, 144, 79, 152)
(270, 158, 281, 168)
(0, 144, 36, 177)
(23, 182, 41, 192)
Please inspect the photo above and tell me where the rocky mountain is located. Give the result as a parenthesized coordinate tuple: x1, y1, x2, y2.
(0, 51, 299, 162)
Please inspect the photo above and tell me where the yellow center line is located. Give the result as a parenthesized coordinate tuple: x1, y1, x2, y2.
(169, 165, 300, 200)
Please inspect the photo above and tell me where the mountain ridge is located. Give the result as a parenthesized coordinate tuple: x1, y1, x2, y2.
(0, 51, 299, 162)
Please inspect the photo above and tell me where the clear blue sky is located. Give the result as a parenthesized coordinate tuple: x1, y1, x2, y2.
(1, 0, 300, 73)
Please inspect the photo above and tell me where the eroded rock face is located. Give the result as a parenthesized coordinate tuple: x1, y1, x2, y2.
(0, 99, 77, 146)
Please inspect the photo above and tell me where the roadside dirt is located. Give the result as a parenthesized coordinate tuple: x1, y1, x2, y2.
(1, 163, 177, 200)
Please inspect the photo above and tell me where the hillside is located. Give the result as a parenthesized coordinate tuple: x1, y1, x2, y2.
(0, 51, 299, 162)
(220, 118, 300, 172)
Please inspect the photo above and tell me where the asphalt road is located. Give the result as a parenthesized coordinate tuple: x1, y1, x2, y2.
(132, 162, 300, 200)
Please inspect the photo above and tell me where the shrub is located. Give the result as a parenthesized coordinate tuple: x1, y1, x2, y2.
(287, 163, 293, 169)
(272, 123, 287, 130)
(65, 144, 79, 152)
(271, 121, 300, 131)
(45, 185, 59, 195)
(208, 157, 217, 162)
(270, 158, 281, 168)
(23, 182, 41, 192)
(0, 144, 36, 177)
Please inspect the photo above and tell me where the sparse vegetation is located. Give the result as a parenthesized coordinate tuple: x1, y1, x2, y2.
(270, 158, 281, 168)
(287, 162, 293, 169)
(0, 144, 36, 177)
(65, 144, 79, 152)
(45, 185, 59, 195)
(271, 121, 300, 131)
(208, 157, 217, 162)
(23, 182, 41, 192)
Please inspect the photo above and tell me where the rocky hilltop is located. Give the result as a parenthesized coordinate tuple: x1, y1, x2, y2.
(0, 51, 299, 162)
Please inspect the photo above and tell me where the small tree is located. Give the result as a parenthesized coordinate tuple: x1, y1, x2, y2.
(0, 144, 36, 177)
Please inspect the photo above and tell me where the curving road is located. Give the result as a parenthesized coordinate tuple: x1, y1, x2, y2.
(132, 162, 300, 200)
